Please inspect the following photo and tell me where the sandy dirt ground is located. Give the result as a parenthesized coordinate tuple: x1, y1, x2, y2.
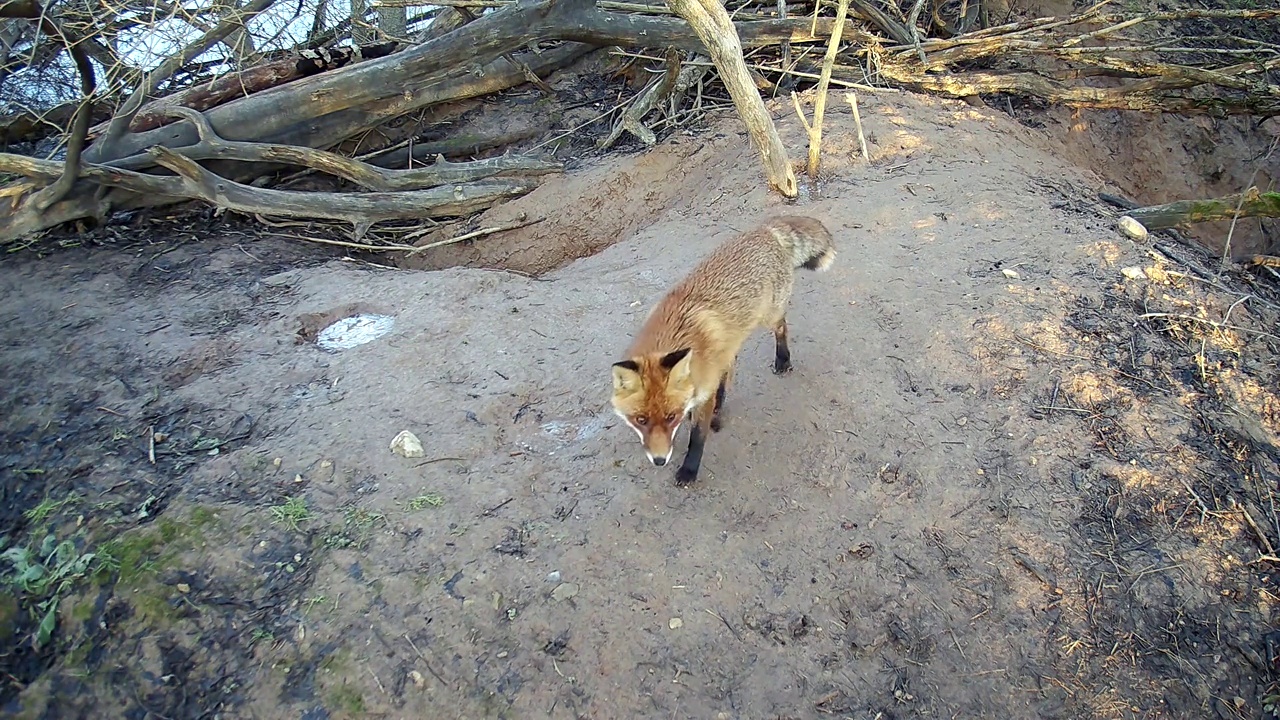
(2, 89, 1278, 720)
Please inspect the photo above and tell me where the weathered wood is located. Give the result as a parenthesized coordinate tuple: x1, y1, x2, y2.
(826, 60, 1280, 116)
(80, 0, 829, 164)
(86, 44, 399, 138)
(366, 128, 543, 168)
(2, 0, 97, 211)
(600, 47, 689, 149)
(0, 102, 111, 146)
(805, 0, 848, 178)
(93, 0, 284, 160)
(1124, 188, 1280, 231)
(665, 0, 797, 197)
(0, 148, 544, 241)
(105, 107, 563, 191)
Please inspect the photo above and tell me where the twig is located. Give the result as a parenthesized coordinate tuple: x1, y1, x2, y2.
(0, 0, 97, 211)
(801, 0, 850, 179)
(1223, 138, 1278, 267)
(1233, 496, 1278, 556)
(95, 0, 282, 160)
(844, 91, 869, 162)
(404, 634, 449, 687)
(265, 233, 415, 252)
(1139, 312, 1280, 342)
(407, 217, 546, 256)
(1180, 479, 1210, 523)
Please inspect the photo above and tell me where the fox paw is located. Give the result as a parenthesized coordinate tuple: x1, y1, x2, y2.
(773, 359, 793, 375)
(710, 415, 724, 432)
(675, 467, 699, 486)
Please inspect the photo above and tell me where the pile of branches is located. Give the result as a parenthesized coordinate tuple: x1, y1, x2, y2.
(0, 0, 1276, 245)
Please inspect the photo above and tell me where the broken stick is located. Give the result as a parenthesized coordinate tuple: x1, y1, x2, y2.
(1125, 187, 1280, 231)
(665, 0, 798, 197)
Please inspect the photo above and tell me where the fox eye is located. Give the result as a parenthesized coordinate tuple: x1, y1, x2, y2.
(634, 415, 649, 426)
(665, 412, 680, 423)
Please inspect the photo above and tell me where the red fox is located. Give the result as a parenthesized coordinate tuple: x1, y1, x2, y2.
(610, 216, 836, 486)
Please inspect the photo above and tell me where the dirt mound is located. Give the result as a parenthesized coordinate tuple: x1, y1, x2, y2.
(3, 89, 1279, 719)
(398, 126, 757, 275)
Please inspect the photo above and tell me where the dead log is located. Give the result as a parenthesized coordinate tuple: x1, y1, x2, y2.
(86, 44, 401, 138)
(366, 128, 543, 167)
(94, 0, 285, 160)
(0, 101, 111, 146)
(665, 0, 797, 197)
(828, 60, 1280, 116)
(80, 0, 829, 164)
(105, 106, 563, 191)
(1124, 188, 1280, 231)
(0, 148, 543, 241)
(1, 0, 97, 211)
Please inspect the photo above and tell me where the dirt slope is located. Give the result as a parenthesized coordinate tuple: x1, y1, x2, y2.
(2, 89, 1277, 719)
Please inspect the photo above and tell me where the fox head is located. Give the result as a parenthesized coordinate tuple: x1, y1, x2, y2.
(610, 347, 695, 467)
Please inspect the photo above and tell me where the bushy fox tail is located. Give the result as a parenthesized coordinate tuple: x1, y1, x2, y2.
(766, 216, 837, 272)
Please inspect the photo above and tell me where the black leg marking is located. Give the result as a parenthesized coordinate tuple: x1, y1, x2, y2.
(710, 377, 728, 432)
(675, 424, 707, 486)
(773, 319, 792, 375)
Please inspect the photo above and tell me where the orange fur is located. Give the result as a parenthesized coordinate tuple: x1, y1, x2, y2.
(611, 215, 836, 486)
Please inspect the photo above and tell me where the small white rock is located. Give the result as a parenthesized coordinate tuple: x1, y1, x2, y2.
(390, 430, 425, 458)
(1001, 269, 1021, 280)
(409, 670, 425, 688)
(668, 618, 683, 629)
(546, 570, 562, 583)
(1118, 215, 1149, 241)
(1121, 266, 1147, 280)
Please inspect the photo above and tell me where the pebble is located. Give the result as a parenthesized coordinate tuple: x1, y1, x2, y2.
(668, 618, 683, 629)
(1121, 266, 1147, 280)
(546, 570, 562, 583)
(390, 430, 425, 458)
(1001, 268, 1021, 280)
(551, 582, 579, 601)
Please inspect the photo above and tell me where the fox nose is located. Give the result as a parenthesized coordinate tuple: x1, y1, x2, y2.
(651, 456, 667, 467)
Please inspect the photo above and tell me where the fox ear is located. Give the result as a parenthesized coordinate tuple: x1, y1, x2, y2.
(612, 360, 641, 391)
(660, 348, 693, 379)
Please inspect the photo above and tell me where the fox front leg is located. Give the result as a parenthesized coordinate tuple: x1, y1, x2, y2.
(675, 398, 716, 487)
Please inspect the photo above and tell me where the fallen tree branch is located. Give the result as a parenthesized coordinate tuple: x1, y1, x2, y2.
(87, 43, 400, 138)
(835, 60, 1280, 116)
(601, 48, 713, 149)
(407, 216, 545, 255)
(1, 0, 97, 211)
(1123, 188, 1280, 231)
(94, 0, 283, 159)
(666, 0, 797, 197)
(146, 146, 540, 234)
(0, 149, 544, 241)
(81, 0, 831, 164)
(364, 128, 543, 167)
(105, 106, 563, 191)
